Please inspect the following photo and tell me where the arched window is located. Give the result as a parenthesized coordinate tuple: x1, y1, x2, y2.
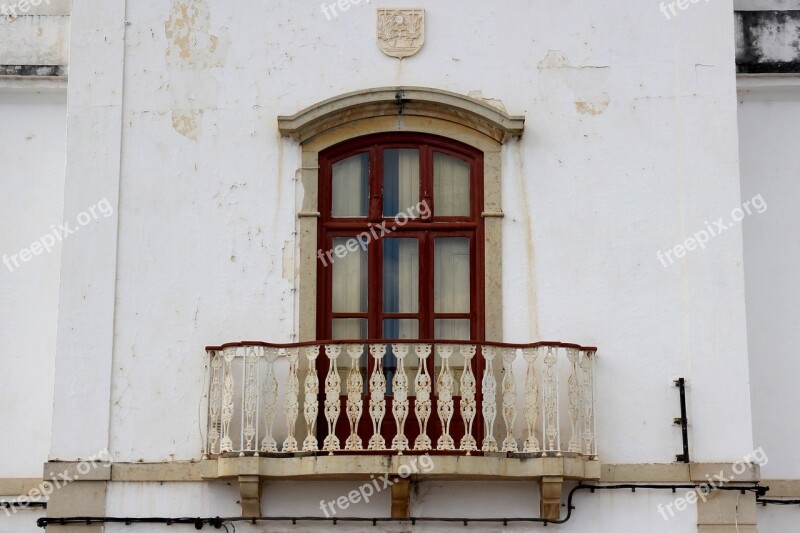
(317, 133, 484, 344)
(316, 133, 485, 444)
(279, 87, 524, 447)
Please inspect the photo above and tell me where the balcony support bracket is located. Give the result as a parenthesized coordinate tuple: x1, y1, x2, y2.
(390, 477, 411, 518)
(238, 475, 261, 517)
(539, 476, 564, 521)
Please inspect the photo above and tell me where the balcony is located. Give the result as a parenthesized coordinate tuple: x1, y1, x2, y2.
(201, 340, 599, 517)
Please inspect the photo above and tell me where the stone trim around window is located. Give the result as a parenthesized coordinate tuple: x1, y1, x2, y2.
(279, 88, 525, 344)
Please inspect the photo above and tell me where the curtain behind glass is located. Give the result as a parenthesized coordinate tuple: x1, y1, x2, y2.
(433, 153, 470, 216)
(332, 153, 369, 217)
(384, 149, 419, 217)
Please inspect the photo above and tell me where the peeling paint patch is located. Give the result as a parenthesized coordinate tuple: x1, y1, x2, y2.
(537, 50, 609, 71)
(467, 90, 508, 112)
(165, 0, 228, 69)
(538, 50, 572, 69)
(171, 109, 203, 140)
(537, 50, 611, 117)
(575, 93, 610, 115)
(164, 0, 229, 139)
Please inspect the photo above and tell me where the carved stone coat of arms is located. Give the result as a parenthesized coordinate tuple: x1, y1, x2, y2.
(376, 9, 425, 59)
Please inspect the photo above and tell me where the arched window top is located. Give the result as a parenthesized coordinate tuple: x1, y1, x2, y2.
(317, 132, 486, 345)
(278, 87, 525, 145)
(319, 132, 483, 223)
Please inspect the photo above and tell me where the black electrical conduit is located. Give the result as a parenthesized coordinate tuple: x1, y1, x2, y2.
(1, 501, 47, 508)
(36, 483, 778, 529)
(757, 498, 800, 506)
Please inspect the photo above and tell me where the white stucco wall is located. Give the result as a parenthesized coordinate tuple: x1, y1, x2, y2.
(0, 89, 66, 479)
(66, 0, 752, 465)
(0, 508, 45, 533)
(738, 81, 800, 479)
(738, 79, 800, 532)
(758, 504, 799, 533)
(41, 0, 759, 529)
(102, 480, 698, 532)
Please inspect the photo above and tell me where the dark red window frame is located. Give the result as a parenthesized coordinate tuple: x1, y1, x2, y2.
(316, 132, 487, 447)
(316, 132, 486, 344)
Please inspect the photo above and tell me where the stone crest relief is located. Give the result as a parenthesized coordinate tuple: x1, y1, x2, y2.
(377, 9, 425, 59)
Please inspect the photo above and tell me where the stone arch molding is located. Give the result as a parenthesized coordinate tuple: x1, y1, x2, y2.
(277, 87, 525, 146)
(281, 87, 524, 344)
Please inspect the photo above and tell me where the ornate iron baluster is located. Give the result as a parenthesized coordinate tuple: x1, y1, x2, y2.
(391, 344, 410, 453)
(481, 345, 498, 452)
(219, 347, 236, 453)
(580, 350, 596, 457)
(302, 345, 320, 452)
(501, 347, 518, 452)
(542, 346, 558, 455)
(207, 350, 222, 456)
(566, 347, 581, 453)
(243, 346, 259, 455)
(522, 346, 541, 453)
(413, 344, 432, 451)
(344, 344, 364, 450)
(282, 347, 300, 453)
(322, 344, 342, 452)
(436, 344, 455, 450)
(260, 347, 279, 453)
(368, 344, 387, 450)
(459, 344, 477, 453)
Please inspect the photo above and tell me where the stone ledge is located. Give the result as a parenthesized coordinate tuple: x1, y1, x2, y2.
(203, 455, 601, 481)
(43, 462, 111, 482)
(32, 460, 771, 485)
(690, 462, 760, 483)
(601, 463, 690, 482)
(761, 479, 800, 498)
(111, 462, 204, 482)
(601, 462, 761, 484)
(0, 478, 42, 496)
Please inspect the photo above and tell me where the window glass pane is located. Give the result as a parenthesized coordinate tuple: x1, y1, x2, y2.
(383, 319, 419, 339)
(383, 149, 420, 217)
(332, 319, 367, 340)
(383, 238, 419, 313)
(434, 319, 471, 340)
(332, 153, 369, 217)
(434, 153, 470, 216)
(382, 320, 419, 396)
(332, 237, 367, 313)
(434, 237, 470, 313)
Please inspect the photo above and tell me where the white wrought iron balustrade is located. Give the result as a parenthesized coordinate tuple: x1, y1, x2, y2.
(204, 340, 597, 459)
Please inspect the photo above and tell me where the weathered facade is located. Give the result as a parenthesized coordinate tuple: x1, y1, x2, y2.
(2, 0, 800, 531)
